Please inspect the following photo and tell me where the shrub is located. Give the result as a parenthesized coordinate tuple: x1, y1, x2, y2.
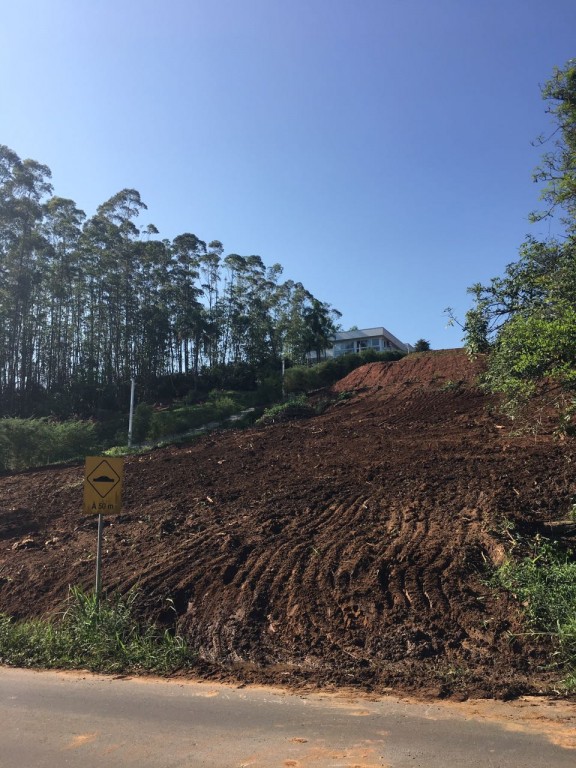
(0, 418, 97, 471)
(284, 350, 405, 394)
(256, 395, 315, 425)
(131, 403, 154, 443)
(494, 537, 576, 689)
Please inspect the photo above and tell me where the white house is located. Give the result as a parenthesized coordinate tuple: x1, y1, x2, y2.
(307, 326, 411, 362)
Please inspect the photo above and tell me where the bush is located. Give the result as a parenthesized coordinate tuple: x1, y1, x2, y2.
(0, 418, 98, 471)
(256, 395, 316, 425)
(284, 350, 405, 394)
(284, 366, 319, 393)
(494, 537, 576, 689)
(131, 402, 154, 443)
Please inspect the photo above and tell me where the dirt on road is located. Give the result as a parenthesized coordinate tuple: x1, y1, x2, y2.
(1, 350, 575, 699)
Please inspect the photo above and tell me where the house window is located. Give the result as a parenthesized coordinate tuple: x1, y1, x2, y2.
(334, 341, 355, 357)
(357, 338, 382, 352)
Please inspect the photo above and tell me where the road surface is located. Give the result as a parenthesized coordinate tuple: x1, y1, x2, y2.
(1, 667, 575, 767)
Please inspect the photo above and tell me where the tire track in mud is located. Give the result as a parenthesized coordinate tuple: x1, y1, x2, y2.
(188, 480, 496, 673)
(176, 485, 486, 672)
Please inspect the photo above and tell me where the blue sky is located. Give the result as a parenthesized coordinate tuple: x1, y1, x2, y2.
(1, 0, 575, 348)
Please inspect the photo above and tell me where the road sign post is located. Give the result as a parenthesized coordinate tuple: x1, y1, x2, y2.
(84, 457, 124, 603)
(95, 513, 104, 601)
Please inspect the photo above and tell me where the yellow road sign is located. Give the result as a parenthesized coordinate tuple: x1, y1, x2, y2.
(84, 456, 124, 515)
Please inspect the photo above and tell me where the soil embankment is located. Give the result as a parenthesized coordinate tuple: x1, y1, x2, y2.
(1, 350, 575, 698)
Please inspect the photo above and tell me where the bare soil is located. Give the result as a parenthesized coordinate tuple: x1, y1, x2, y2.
(1, 349, 575, 700)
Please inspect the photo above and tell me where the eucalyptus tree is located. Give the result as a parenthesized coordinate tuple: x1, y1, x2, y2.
(0, 146, 53, 409)
(219, 253, 248, 364)
(280, 282, 340, 365)
(200, 240, 222, 367)
(40, 196, 86, 389)
(170, 233, 206, 374)
(300, 297, 341, 363)
(80, 189, 147, 384)
(242, 259, 286, 369)
(0, 142, 344, 413)
(132, 236, 172, 383)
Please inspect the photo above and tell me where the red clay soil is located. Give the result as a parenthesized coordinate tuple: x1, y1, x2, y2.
(1, 349, 575, 699)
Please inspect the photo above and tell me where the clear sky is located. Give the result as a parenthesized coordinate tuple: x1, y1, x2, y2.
(1, 0, 575, 349)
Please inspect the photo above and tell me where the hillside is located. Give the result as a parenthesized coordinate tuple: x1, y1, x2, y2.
(1, 349, 575, 699)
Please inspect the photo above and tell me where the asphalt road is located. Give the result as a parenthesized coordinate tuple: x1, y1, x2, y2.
(1, 667, 575, 767)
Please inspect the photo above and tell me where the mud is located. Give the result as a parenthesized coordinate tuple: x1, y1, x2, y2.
(1, 349, 575, 699)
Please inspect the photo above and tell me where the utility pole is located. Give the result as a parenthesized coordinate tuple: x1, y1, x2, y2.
(128, 378, 135, 447)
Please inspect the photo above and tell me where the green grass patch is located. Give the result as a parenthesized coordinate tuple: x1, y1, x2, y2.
(143, 391, 240, 442)
(493, 537, 576, 690)
(0, 586, 194, 675)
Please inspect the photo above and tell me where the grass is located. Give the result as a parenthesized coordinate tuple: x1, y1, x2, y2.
(256, 395, 316, 425)
(0, 586, 194, 674)
(493, 536, 576, 691)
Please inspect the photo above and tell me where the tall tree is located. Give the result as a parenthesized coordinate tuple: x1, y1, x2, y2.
(40, 196, 85, 389)
(464, 60, 576, 407)
(0, 143, 342, 414)
(170, 233, 206, 374)
(0, 146, 53, 409)
(531, 60, 576, 231)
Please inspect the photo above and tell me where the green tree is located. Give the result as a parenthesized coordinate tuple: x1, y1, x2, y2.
(41, 196, 85, 389)
(464, 60, 576, 407)
(531, 60, 576, 231)
(413, 338, 431, 352)
(301, 297, 341, 363)
(0, 146, 53, 411)
(0, 142, 342, 415)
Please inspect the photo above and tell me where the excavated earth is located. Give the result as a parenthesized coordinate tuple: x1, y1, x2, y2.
(1, 349, 576, 700)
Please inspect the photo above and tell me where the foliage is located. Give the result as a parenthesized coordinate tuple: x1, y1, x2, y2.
(0, 586, 194, 674)
(146, 396, 238, 441)
(0, 417, 97, 471)
(0, 389, 260, 469)
(483, 298, 576, 405)
(530, 60, 576, 231)
(463, 60, 576, 409)
(284, 350, 405, 394)
(493, 538, 576, 688)
(413, 338, 431, 352)
(0, 145, 340, 419)
(131, 402, 153, 443)
(256, 395, 315, 425)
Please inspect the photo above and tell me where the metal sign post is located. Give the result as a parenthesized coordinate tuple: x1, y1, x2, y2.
(83, 457, 124, 604)
(95, 513, 104, 602)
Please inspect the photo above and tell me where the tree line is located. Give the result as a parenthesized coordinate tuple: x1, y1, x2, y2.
(0, 146, 340, 417)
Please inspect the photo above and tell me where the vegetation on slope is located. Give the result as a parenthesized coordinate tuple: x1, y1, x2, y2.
(0, 587, 194, 674)
(494, 538, 576, 691)
(461, 59, 576, 692)
(460, 59, 576, 413)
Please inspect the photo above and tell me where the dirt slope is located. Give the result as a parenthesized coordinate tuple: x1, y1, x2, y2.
(1, 350, 575, 698)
